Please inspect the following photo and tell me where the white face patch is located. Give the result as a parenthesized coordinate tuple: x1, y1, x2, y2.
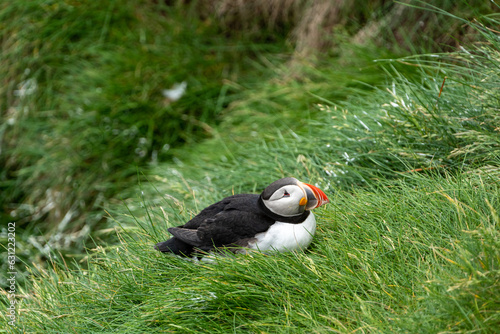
(262, 184, 307, 217)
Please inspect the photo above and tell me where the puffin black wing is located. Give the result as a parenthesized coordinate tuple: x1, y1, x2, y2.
(155, 194, 275, 256)
(167, 227, 204, 247)
(195, 209, 273, 245)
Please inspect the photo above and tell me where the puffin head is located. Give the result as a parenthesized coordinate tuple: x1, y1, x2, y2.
(260, 177, 329, 217)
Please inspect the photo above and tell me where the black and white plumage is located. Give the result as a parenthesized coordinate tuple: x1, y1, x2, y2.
(155, 177, 329, 257)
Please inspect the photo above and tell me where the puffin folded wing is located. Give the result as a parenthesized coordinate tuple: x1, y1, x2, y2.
(155, 237, 194, 255)
(195, 210, 274, 246)
(167, 227, 204, 247)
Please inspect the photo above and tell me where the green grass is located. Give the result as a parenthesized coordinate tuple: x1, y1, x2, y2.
(1, 1, 500, 333)
(0, 0, 407, 281)
(0, 0, 291, 274)
(6, 171, 499, 333)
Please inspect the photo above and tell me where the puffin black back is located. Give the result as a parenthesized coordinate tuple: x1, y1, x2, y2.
(155, 194, 274, 256)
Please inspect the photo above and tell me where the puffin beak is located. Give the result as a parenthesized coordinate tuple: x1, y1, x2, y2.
(299, 182, 329, 210)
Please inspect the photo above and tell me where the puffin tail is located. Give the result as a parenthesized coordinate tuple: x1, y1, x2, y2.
(154, 238, 193, 256)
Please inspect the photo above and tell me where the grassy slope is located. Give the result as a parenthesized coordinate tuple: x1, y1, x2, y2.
(7, 173, 499, 333)
(3, 11, 499, 333)
(0, 0, 287, 277)
(2, 3, 500, 334)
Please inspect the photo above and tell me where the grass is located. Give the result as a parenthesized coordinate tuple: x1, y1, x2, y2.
(0, 0, 409, 282)
(6, 171, 499, 333)
(0, 0, 291, 275)
(1, 1, 500, 333)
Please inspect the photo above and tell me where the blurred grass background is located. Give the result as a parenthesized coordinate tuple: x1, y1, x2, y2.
(1, 0, 499, 332)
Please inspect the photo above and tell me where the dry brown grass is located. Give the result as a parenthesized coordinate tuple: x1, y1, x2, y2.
(190, 0, 498, 55)
(205, 0, 386, 54)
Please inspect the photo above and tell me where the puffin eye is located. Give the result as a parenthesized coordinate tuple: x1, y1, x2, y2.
(283, 190, 290, 197)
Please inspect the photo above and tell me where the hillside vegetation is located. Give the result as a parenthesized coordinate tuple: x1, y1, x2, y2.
(1, 0, 499, 333)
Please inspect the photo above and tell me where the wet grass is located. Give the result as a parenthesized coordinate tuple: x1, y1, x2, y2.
(7, 171, 499, 333)
(0, 0, 291, 274)
(1, 1, 499, 333)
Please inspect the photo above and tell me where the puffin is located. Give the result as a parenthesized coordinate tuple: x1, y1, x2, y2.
(155, 177, 329, 257)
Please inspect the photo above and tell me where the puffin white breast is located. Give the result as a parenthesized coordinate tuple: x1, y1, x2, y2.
(248, 213, 317, 253)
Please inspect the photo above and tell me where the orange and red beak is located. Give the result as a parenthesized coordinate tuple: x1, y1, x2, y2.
(299, 182, 329, 210)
